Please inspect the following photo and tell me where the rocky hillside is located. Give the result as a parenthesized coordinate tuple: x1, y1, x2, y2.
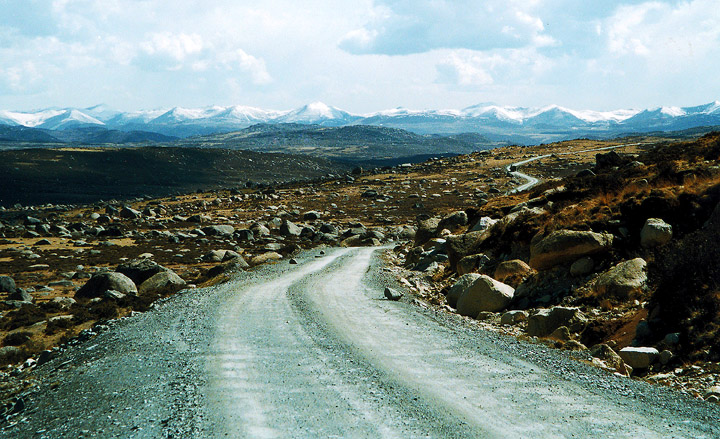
(1, 133, 720, 415)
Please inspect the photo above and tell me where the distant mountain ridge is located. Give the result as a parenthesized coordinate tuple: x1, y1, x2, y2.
(2, 100, 720, 144)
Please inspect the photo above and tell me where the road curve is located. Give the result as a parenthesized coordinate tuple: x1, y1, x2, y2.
(6, 247, 719, 438)
(506, 142, 647, 194)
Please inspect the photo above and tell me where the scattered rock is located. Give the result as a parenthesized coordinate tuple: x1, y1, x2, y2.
(251, 252, 283, 265)
(446, 231, 489, 272)
(593, 258, 647, 299)
(303, 211, 321, 221)
(640, 218, 673, 248)
(500, 310, 528, 325)
(280, 220, 302, 237)
(529, 230, 613, 270)
(0, 276, 17, 294)
(456, 275, 514, 316)
(618, 346, 659, 370)
(446, 273, 481, 308)
(201, 225, 235, 236)
(494, 260, 534, 284)
(116, 259, 168, 286)
(659, 350, 674, 365)
(139, 270, 186, 295)
(590, 344, 631, 376)
(384, 287, 403, 301)
(456, 253, 490, 276)
(436, 211, 468, 232)
(526, 307, 587, 337)
(8, 289, 32, 302)
(207, 257, 249, 278)
(76, 272, 137, 299)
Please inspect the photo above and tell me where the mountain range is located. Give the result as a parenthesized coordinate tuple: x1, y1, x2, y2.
(2, 101, 720, 144)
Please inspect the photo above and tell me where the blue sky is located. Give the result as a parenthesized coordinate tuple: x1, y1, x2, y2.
(0, 0, 718, 112)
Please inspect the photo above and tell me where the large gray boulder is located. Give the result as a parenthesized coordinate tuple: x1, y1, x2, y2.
(526, 307, 587, 337)
(640, 218, 672, 248)
(446, 231, 489, 272)
(593, 258, 647, 299)
(0, 276, 18, 295)
(619, 347, 659, 369)
(447, 273, 482, 308)
(456, 275, 514, 316)
(436, 211, 468, 233)
(139, 270, 186, 295)
(457, 253, 490, 276)
(280, 220, 302, 237)
(76, 272, 137, 299)
(529, 230, 613, 270)
(494, 260, 533, 284)
(116, 259, 168, 285)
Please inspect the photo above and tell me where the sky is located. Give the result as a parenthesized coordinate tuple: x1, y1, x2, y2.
(0, 0, 718, 113)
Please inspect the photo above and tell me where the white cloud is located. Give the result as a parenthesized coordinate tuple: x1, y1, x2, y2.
(140, 32, 204, 63)
(219, 49, 273, 85)
(340, 0, 551, 55)
(436, 52, 494, 86)
(604, 0, 720, 61)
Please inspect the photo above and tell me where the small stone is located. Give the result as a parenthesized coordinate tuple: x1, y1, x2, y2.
(289, 258, 298, 264)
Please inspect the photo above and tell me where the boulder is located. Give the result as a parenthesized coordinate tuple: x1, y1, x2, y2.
(235, 229, 255, 241)
(280, 220, 302, 237)
(640, 218, 673, 248)
(0, 276, 17, 294)
(76, 272, 137, 299)
(384, 287, 403, 301)
(446, 231, 490, 272)
(526, 307, 587, 337)
(590, 344, 631, 376)
(201, 225, 235, 237)
(251, 252, 283, 265)
(119, 206, 141, 219)
(456, 275, 514, 316)
(117, 259, 168, 285)
(139, 270, 186, 295)
(494, 260, 534, 283)
(436, 211, 468, 232)
(51, 297, 76, 309)
(569, 257, 594, 276)
(593, 258, 647, 299)
(446, 274, 482, 308)
(303, 211, 321, 221)
(414, 216, 440, 245)
(457, 253, 490, 276)
(618, 347, 659, 369)
(500, 310, 528, 325)
(469, 217, 499, 233)
(9, 289, 32, 302)
(529, 230, 613, 270)
(207, 257, 249, 278)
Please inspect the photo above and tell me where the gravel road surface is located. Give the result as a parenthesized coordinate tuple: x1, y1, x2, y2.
(4, 247, 719, 438)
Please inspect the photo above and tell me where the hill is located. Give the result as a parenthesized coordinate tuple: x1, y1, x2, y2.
(0, 146, 348, 206)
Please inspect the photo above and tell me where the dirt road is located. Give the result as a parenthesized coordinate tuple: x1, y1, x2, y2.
(5, 248, 719, 438)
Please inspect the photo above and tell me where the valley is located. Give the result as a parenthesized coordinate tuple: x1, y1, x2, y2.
(1, 130, 720, 435)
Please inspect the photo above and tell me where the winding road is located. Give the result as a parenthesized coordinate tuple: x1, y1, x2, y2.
(506, 143, 647, 194)
(6, 247, 719, 438)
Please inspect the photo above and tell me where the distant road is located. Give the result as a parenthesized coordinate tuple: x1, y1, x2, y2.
(506, 142, 647, 194)
(9, 247, 720, 438)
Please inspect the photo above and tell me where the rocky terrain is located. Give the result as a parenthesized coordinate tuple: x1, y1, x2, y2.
(1, 132, 720, 425)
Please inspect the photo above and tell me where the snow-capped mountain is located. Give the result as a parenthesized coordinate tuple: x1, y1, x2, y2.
(274, 102, 359, 126)
(2, 101, 720, 143)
